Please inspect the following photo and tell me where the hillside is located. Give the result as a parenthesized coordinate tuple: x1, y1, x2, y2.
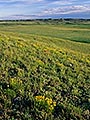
(0, 30, 90, 120)
(0, 21, 90, 44)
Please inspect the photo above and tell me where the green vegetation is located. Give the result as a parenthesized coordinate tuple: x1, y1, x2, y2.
(0, 19, 90, 44)
(0, 20, 90, 120)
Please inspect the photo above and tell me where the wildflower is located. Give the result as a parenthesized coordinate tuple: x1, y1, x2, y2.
(35, 96, 56, 111)
(53, 102, 56, 106)
(35, 96, 45, 100)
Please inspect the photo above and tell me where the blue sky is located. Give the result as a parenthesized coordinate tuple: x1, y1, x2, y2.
(0, 0, 90, 19)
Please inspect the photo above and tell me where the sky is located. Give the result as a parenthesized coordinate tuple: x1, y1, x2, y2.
(0, 0, 90, 20)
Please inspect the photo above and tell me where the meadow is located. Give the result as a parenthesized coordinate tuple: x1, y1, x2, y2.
(0, 20, 90, 120)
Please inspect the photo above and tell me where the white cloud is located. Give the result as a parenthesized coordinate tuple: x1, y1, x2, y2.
(42, 5, 90, 15)
(50, 0, 72, 5)
(0, 0, 44, 8)
(0, 0, 43, 3)
(0, 0, 90, 19)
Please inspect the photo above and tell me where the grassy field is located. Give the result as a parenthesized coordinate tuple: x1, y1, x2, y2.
(0, 21, 90, 44)
(0, 21, 90, 120)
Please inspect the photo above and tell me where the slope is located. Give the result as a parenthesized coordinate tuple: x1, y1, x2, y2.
(0, 32, 90, 120)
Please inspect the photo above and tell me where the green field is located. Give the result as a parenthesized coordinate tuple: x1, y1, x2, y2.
(0, 21, 90, 44)
(0, 21, 90, 120)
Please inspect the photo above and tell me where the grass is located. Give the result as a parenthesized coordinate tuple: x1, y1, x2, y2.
(0, 21, 90, 120)
(0, 21, 90, 43)
(1, 31, 90, 54)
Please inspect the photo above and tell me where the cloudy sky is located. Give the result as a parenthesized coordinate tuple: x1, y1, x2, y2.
(0, 0, 90, 19)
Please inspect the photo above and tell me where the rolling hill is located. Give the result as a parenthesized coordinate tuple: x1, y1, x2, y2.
(0, 21, 90, 120)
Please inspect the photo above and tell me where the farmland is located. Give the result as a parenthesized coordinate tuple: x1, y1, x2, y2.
(0, 20, 90, 120)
